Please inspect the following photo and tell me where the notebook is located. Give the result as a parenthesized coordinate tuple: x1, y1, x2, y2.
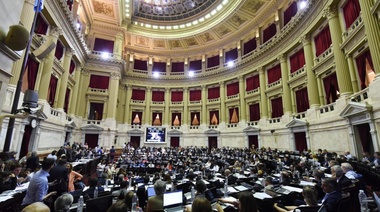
(163, 190, 183, 212)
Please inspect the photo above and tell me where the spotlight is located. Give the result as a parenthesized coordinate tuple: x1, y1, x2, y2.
(227, 61, 234, 68)
(153, 72, 159, 78)
(101, 52, 109, 59)
(188, 71, 194, 77)
(299, 1, 307, 9)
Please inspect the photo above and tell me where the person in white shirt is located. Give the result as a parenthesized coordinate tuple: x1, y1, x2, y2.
(47, 150, 58, 161)
(344, 151, 353, 160)
(341, 162, 360, 179)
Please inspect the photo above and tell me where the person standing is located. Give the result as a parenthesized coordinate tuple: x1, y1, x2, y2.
(66, 163, 83, 192)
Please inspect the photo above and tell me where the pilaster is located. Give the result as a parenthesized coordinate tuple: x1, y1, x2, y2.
(219, 82, 226, 123)
(279, 54, 292, 114)
(259, 67, 268, 118)
(238, 76, 246, 121)
(107, 72, 120, 119)
(57, 49, 74, 110)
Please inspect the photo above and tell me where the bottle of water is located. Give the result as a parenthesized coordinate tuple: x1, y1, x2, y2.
(358, 190, 368, 212)
(191, 186, 196, 202)
(171, 182, 175, 192)
(94, 186, 98, 198)
(77, 195, 84, 212)
(305, 168, 309, 177)
(224, 183, 228, 198)
(131, 193, 139, 212)
(105, 178, 109, 187)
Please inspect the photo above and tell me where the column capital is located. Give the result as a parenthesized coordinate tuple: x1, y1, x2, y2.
(81, 68, 90, 76)
(110, 71, 121, 80)
(49, 26, 62, 38)
(165, 87, 170, 92)
(300, 34, 311, 45)
(183, 87, 188, 92)
(219, 81, 225, 86)
(277, 54, 287, 62)
(238, 75, 244, 82)
(323, 4, 338, 20)
(201, 85, 207, 90)
(65, 48, 75, 58)
(146, 86, 151, 91)
(258, 67, 264, 74)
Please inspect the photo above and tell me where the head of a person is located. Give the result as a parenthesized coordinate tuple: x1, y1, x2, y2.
(154, 180, 166, 195)
(264, 177, 273, 186)
(0, 171, 11, 182)
(66, 163, 73, 172)
(328, 160, 339, 168)
(124, 191, 134, 210)
(331, 165, 344, 178)
(340, 162, 353, 173)
(321, 178, 338, 194)
(302, 186, 318, 207)
(238, 191, 258, 212)
(375, 152, 380, 159)
(107, 201, 128, 212)
(224, 169, 231, 177)
(42, 158, 55, 171)
(10, 163, 22, 176)
(54, 193, 74, 212)
(120, 180, 129, 189)
(191, 197, 212, 212)
(89, 177, 99, 188)
(195, 179, 207, 194)
(312, 169, 325, 181)
(51, 150, 57, 156)
(21, 202, 50, 212)
(57, 159, 66, 166)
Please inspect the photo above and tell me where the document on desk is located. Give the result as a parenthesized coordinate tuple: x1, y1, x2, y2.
(220, 196, 237, 202)
(15, 182, 30, 192)
(253, 192, 272, 200)
(281, 186, 303, 193)
(0, 196, 13, 203)
(325, 173, 332, 178)
(227, 186, 238, 193)
(234, 185, 249, 192)
(299, 181, 315, 186)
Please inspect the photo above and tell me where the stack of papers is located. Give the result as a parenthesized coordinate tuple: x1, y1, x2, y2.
(253, 192, 272, 199)
(281, 186, 303, 193)
(234, 185, 249, 192)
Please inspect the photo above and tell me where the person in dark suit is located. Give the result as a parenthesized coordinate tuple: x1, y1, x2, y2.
(82, 177, 105, 199)
(0, 171, 17, 193)
(225, 169, 237, 185)
(49, 159, 68, 196)
(331, 165, 352, 191)
(146, 180, 166, 212)
(321, 177, 342, 212)
(26, 151, 40, 172)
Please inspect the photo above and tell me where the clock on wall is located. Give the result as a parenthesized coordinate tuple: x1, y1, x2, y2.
(30, 119, 37, 128)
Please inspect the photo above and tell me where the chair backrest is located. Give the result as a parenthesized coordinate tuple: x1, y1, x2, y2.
(373, 191, 380, 210)
(342, 183, 360, 212)
(337, 192, 351, 212)
(86, 195, 113, 212)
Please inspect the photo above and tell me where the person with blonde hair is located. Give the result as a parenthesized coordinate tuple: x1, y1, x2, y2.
(54, 193, 74, 212)
(21, 202, 50, 212)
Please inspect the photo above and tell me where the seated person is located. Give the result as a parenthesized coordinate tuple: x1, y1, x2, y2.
(82, 177, 105, 199)
(54, 193, 74, 212)
(186, 196, 224, 212)
(264, 177, 275, 194)
(219, 191, 258, 212)
(321, 178, 342, 212)
(274, 186, 319, 212)
(340, 162, 361, 180)
(224, 169, 237, 185)
(331, 165, 352, 191)
(108, 191, 134, 212)
(112, 180, 130, 199)
(21, 202, 50, 212)
(195, 179, 207, 197)
(0, 171, 17, 193)
(146, 180, 166, 212)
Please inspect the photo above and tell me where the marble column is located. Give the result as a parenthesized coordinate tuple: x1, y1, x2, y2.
(324, 5, 353, 95)
(219, 49, 224, 67)
(123, 85, 132, 123)
(69, 67, 81, 115)
(116, 84, 126, 123)
(358, 0, 380, 73)
(145, 87, 152, 125)
(201, 85, 207, 125)
(219, 82, 226, 124)
(164, 88, 170, 125)
(259, 67, 268, 118)
(183, 87, 189, 125)
(57, 49, 74, 111)
(114, 32, 123, 60)
(347, 55, 359, 93)
(279, 54, 292, 114)
(38, 26, 61, 102)
(107, 72, 120, 119)
(301, 35, 320, 107)
(77, 69, 90, 118)
(238, 76, 246, 122)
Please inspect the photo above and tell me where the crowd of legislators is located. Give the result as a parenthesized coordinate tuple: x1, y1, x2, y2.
(0, 142, 379, 212)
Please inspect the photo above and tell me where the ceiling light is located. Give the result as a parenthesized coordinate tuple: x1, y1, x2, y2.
(166, 26, 172, 30)
(217, 5, 223, 11)
(222, 0, 228, 5)
(173, 25, 179, 29)
(199, 17, 205, 22)
(211, 10, 217, 15)
(153, 25, 158, 29)
(227, 61, 234, 67)
(153, 72, 159, 78)
(76, 23, 81, 29)
(101, 52, 109, 59)
(299, 1, 307, 9)
(192, 20, 198, 25)
(186, 23, 192, 27)
(188, 71, 194, 77)
(205, 14, 211, 19)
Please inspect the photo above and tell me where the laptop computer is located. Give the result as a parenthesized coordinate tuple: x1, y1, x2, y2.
(163, 190, 184, 212)
(274, 187, 291, 195)
(147, 187, 156, 198)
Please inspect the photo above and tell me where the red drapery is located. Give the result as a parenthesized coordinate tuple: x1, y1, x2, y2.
(189, 60, 202, 71)
(55, 41, 64, 60)
(267, 64, 282, 84)
(314, 26, 332, 57)
(323, 73, 339, 104)
(191, 112, 200, 125)
(229, 108, 239, 123)
(357, 123, 372, 153)
(134, 59, 148, 70)
(227, 82, 239, 96)
(246, 75, 260, 91)
(85, 134, 99, 149)
(283, 1, 298, 26)
(67, 0, 73, 10)
(170, 137, 180, 147)
(69, 60, 76, 74)
(248, 135, 259, 149)
(23, 57, 39, 92)
(172, 113, 181, 126)
(249, 103, 260, 121)
(294, 132, 307, 152)
(64, 88, 71, 113)
(93, 38, 114, 53)
(152, 112, 162, 126)
(130, 136, 141, 149)
(131, 89, 146, 100)
(34, 13, 48, 35)
(271, 97, 283, 118)
(208, 87, 220, 99)
(89, 75, 109, 89)
(89, 103, 104, 120)
(295, 88, 309, 113)
(131, 111, 143, 125)
(190, 90, 201, 101)
(225, 48, 238, 62)
(152, 91, 164, 101)
(171, 62, 184, 72)
(48, 75, 58, 107)
(153, 61, 166, 72)
(209, 110, 219, 125)
(20, 125, 33, 158)
(243, 37, 257, 55)
(289, 49, 305, 73)
(343, 0, 361, 29)
(171, 91, 183, 101)
(263, 23, 277, 43)
(207, 55, 220, 68)
(355, 50, 374, 89)
(208, 137, 218, 149)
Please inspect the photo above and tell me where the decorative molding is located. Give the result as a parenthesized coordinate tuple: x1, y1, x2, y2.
(49, 26, 63, 38)
(323, 4, 339, 19)
(110, 71, 121, 79)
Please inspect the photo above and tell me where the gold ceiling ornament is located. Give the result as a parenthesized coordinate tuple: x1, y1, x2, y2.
(153, 114, 161, 126)
(192, 114, 199, 126)
(133, 114, 140, 124)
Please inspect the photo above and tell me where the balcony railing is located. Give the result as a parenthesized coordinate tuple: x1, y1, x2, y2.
(348, 88, 369, 103)
(171, 126, 181, 130)
(314, 45, 333, 65)
(289, 66, 306, 79)
(87, 120, 101, 125)
(132, 69, 148, 74)
(190, 126, 199, 129)
(268, 117, 281, 124)
(319, 103, 335, 114)
(227, 94, 239, 100)
(267, 79, 282, 89)
(293, 111, 307, 119)
(131, 100, 145, 104)
(247, 87, 259, 95)
(342, 15, 363, 40)
(189, 100, 201, 105)
(227, 123, 238, 128)
(205, 66, 220, 72)
(152, 101, 164, 105)
(131, 124, 142, 129)
(50, 108, 62, 118)
(88, 88, 108, 94)
(248, 121, 258, 126)
(208, 98, 220, 103)
(90, 50, 115, 59)
(171, 101, 183, 105)
(208, 125, 218, 129)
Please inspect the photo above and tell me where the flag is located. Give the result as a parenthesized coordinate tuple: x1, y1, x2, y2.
(34, 0, 44, 12)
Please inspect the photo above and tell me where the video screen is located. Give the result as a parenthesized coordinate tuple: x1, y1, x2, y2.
(145, 127, 166, 143)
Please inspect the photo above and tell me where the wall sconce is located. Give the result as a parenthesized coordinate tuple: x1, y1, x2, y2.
(270, 129, 275, 135)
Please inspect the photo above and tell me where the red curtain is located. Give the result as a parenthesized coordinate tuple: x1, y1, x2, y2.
(134, 59, 148, 70)
(189, 60, 202, 71)
(355, 50, 374, 89)
(20, 125, 33, 158)
(153, 61, 166, 72)
(248, 135, 259, 149)
(208, 87, 220, 99)
(243, 37, 257, 55)
(294, 132, 307, 152)
(171, 91, 183, 101)
(283, 1, 298, 26)
(131, 89, 146, 100)
(89, 103, 104, 120)
(227, 82, 239, 96)
(263, 23, 277, 43)
(295, 88, 309, 112)
(207, 55, 220, 68)
(209, 111, 219, 125)
(249, 103, 260, 121)
(191, 112, 200, 125)
(69, 60, 76, 74)
(152, 91, 164, 101)
(34, 13, 48, 35)
(343, 0, 361, 29)
(314, 26, 332, 57)
(89, 75, 109, 89)
(64, 88, 71, 113)
(271, 97, 283, 118)
(85, 134, 99, 149)
(131, 111, 143, 125)
(289, 49, 305, 73)
(130, 136, 141, 149)
(93, 38, 114, 53)
(357, 123, 372, 153)
(171, 62, 184, 72)
(48, 75, 58, 107)
(170, 137, 180, 147)
(152, 112, 162, 126)
(323, 73, 339, 104)
(172, 113, 181, 126)
(55, 41, 64, 60)
(190, 90, 201, 101)
(208, 137, 218, 149)
(267, 64, 282, 84)
(225, 48, 238, 62)
(246, 75, 260, 91)
(229, 108, 239, 123)
(23, 57, 39, 91)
